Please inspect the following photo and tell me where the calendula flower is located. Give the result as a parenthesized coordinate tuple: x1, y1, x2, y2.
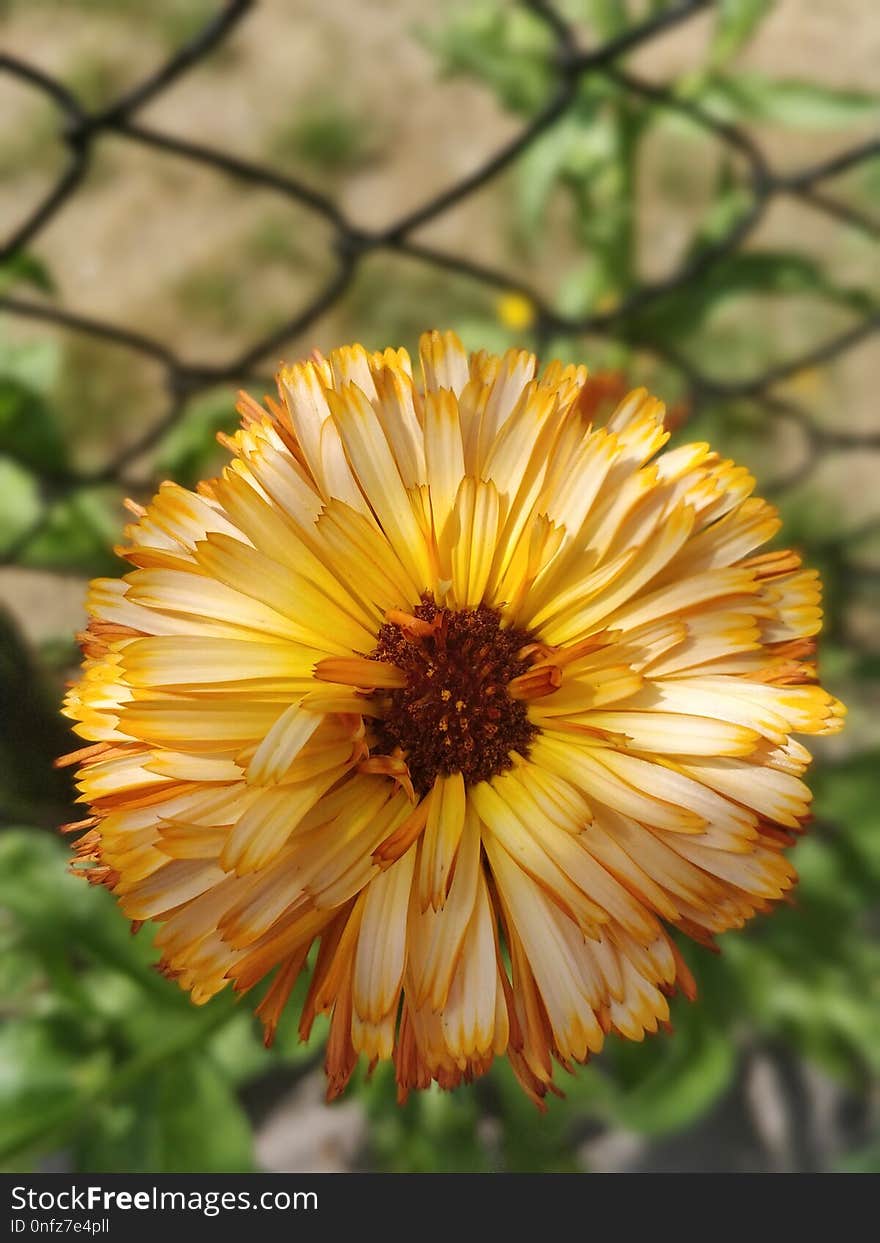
(61, 331, 844, 1105)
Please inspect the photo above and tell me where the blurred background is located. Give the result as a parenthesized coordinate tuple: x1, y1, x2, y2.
(0, 0, 878, 1174)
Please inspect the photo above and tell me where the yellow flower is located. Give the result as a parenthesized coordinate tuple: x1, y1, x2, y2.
(496, 292, 536, 332)
(61, 331, 844, 1106)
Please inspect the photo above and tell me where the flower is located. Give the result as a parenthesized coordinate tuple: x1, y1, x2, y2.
(496, 292, 536, 332)
(61, 331, 844, 1105)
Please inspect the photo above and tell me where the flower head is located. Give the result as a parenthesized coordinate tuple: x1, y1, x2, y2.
(61, 331, 844, 1105)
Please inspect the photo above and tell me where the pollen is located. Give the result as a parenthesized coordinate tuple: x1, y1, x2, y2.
(369, 598, 538, 796)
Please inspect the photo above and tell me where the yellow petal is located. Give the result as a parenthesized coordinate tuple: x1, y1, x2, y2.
(353, 845, 417, 1027)
(220, 769, 345, 875)
(424, 388, 465, 556)
(328, 383, 432, 590)
(418, 770, 467, 912)
(246, 700, 324, 786)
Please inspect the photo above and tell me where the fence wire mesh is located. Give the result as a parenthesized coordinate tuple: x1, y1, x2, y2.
(0, 0, 878, 575)
(0, 1, 879, 1172)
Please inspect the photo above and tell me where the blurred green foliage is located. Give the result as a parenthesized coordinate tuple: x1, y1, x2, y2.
(270, 98, 383, 174)
(0, 0, 878, 1173)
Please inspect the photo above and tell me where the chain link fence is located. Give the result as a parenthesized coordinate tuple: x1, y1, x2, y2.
(2, 0, 878, 543)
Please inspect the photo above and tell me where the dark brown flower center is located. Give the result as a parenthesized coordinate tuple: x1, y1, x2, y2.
(369, 599, 538, 797)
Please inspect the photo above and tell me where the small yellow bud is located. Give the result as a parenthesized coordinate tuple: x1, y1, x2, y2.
(496, 291, 535, 332)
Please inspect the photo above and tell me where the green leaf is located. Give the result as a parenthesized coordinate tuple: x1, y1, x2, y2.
(812, 754, 880, 888)
(606, 1013, 736, 1137)
(630, 249, 876, 343)
(516, 120, 583, 241)
(0, 458, 42, 556)
(491, 1056, 607, 1172)
(0, 1020, 109, 1168)
(154, 389, 238, 489)
(0, 832, 255, 1169)
(721, 251, 873, 308)
(420, 3, 552, 115)
(710, 0, 772, 66)
(0, 618, 74, 817)
(515, 104, 609, 241)
(555, 258, 609, 319)
(0, 830, 174, 1004)
(0, 252, 54, 295)
(740, 947, 880, 1078)
(698, 72, 880, 128)
(20, 485, 122, 575)
(363, 1066, 491, 1172)
(578, 0, 629, 41)
(0, 377, 68, 473)
(0, 337, 61, 394)
(689, 163, 754, 254)
(73, 1057, 254, 1173)
(207, 1011, 274, 1088)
